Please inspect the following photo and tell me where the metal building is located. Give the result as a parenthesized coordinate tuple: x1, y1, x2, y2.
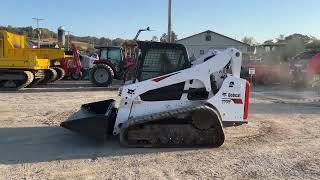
(177, 30, 249, 60)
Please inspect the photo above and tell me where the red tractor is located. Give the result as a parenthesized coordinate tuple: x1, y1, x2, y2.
(90, 46, 125, 86)
(89, 27, 150, 87)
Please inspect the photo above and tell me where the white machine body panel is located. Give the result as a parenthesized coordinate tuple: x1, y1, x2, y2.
(113, 48, 248, 135)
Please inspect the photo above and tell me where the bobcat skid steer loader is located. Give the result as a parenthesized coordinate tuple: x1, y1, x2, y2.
(61, 42, 250, 148)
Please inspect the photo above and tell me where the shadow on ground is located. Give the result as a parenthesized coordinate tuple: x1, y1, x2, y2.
(0, 126, 195, 165)
(0, 80, 122, 93)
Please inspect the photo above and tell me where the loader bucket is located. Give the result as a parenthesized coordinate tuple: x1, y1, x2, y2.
(60, 99, 117, 140)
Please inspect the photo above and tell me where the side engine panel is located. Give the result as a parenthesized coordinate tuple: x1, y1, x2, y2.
(207, 76, 248, 123)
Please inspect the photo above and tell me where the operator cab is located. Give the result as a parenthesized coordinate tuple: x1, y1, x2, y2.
(99, 47, 123, 63)
(133, 41, 191, 82)
(95, 46, 124, 78)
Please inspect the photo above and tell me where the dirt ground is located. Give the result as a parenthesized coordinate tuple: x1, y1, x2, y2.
(0, 81, 319, 179)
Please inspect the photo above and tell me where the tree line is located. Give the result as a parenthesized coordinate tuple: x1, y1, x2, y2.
(0, 25, 56, 39)
(242, 34, 320, 63)
(242, 34, 320, 51)
(0, 25, 180, 47)
(0, 25, 127, 46)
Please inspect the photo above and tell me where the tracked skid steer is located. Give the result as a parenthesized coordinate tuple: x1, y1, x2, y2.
(61, 42, 250, 147)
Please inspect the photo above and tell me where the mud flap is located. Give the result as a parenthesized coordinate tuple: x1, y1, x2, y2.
(60, 99, 117, 140)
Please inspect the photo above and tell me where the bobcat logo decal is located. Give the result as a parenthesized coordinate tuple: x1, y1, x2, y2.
(127, 89, 135, 95)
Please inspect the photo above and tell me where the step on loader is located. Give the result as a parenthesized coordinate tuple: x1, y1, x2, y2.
(61, 42, 250, 147)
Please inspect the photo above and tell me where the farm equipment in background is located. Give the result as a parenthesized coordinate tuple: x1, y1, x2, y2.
(289, 51, 320, 87)
(242, 50, 320, 91)
(0, 30, 50, 90)
(242, 62, 289, 85)
(34, 42, 83, 82)
(308, 53, 320, 94)
(287, 51, 320, 94)
(89, 46, 124, 86)
(61, 46, 250, 148)
(78, 53, 98, 80)
(0, 30, 85, 90)
(22, 40, 74, 85)
(89, 27, 151, 87)
(28, 42, 86, 84)
(58, 43, 83, 80)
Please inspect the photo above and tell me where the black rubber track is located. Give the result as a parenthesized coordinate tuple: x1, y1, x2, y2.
(0, 70, 34, 90)
(119, 105, 225, 148)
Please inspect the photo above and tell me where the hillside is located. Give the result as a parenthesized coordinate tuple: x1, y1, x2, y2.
(0, 25, 125, 48)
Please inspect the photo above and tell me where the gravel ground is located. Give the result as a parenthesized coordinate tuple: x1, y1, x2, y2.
(0, 82, 319, 179)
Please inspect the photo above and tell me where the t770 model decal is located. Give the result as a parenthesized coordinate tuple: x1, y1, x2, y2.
(222, 98, 243, 104)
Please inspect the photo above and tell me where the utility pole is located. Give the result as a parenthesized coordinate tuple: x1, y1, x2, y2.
(167, 0, 172, 43)
(32, 18, 44, 48)
(66, 30, 73, 50)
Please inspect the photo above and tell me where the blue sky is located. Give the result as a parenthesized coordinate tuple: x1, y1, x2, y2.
(1, 0, 319, 43)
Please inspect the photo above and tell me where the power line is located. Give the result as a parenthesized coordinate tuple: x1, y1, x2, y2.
(66, 30, 73, 50)
(167, 0, 172, 43)
(32, 18, 44, 48)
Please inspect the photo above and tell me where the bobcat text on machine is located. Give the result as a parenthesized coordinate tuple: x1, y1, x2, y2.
(61, 41, 250, 148)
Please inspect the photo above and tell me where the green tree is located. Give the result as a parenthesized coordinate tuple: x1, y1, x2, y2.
(99, 37, 112, 46)
(41, 28, 54, 38)
(306, 36, 320, 51)
(265, 34, 307, 62)
(242, 36, 256, 46)
(276, 34, 285, 42)
(152, 36, 159, 42)
(112, 38, 125, 46)
(284, 33, 311, 44)
(0, 25, 55, 39)
(160, 31, 178, 42)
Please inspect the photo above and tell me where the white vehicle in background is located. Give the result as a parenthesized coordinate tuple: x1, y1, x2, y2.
(79, 54, 98, 79)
